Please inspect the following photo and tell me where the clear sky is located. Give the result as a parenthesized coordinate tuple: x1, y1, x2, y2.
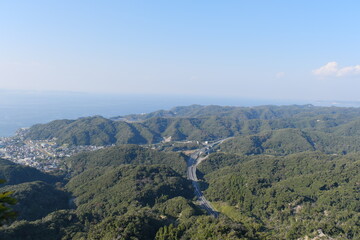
(1, 1, 360, 101)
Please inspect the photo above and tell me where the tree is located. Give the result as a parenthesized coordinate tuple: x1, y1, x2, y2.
(0, 179, 17, 226)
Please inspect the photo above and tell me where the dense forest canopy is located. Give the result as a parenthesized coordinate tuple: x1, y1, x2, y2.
(25, 105, 360, 146)
(2, 105, 360, 239)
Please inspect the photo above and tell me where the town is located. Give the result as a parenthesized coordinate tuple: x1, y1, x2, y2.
(0, 128, 104, 172)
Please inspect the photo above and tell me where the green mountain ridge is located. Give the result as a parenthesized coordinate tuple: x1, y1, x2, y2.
(219, 128, 360, 155)
(3, 104, 360, 239)
(24, 105, 360, 147)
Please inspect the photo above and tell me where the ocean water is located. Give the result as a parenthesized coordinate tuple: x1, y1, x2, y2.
(0, 90, 318, 137)
(0, 92, 191, 137)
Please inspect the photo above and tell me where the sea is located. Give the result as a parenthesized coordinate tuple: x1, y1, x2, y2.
(1, 90, 358, 137)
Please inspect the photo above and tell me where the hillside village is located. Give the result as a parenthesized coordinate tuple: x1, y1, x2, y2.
(0, 129, 103, 171)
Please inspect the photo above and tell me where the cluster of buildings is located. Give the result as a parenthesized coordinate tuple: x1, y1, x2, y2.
(0, 131, 104, 172)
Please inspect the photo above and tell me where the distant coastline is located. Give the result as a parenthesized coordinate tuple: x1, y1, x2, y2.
(1, 90, 359, 137)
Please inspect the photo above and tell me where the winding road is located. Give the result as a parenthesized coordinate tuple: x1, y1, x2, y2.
(186, 138, 231, 217)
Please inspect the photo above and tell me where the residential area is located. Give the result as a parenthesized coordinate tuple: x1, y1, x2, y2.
(0, 129, 104, 172)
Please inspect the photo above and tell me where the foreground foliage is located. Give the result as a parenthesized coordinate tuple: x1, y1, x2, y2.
(0, 179, 17, 226)
(202, 152, 360, 239)
(3, 105, 360, 239)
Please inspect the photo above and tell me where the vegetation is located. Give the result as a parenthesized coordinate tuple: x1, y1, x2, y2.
(25, 105, 360, 146)
(3, 105, 360, 239)
(0, 158, 59, 185)
(219, 128, 360, 156)
(65, 144, 188, 176)
(66, 165, 193, 217)
(0, 179, 17, 226)
(203, 152, 360, 239)
(1, 181, 69, 221)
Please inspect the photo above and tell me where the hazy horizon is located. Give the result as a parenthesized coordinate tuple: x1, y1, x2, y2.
(2, 1, 360, 136)
(2, 89, 360, 137)
(0, 90, 304, 137)
(1, 1, 360, 101)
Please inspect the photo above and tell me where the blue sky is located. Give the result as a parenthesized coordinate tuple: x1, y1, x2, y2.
(1, 1, 360, 101)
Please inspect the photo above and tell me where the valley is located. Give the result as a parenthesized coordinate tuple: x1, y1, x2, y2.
(1, 104, 360, 239)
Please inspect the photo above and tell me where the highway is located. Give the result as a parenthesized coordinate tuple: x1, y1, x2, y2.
(186, 138, 231, 217)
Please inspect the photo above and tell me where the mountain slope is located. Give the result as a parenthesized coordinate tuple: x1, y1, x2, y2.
(66, 165, 193, 218)
(203, 152, 360, 239)
(1, 181, 69, 221)
(0, 158, 59, 185)
(24, 105, 360, 147)
(65, 144, 187, 176)
(219, 128, 360, 155)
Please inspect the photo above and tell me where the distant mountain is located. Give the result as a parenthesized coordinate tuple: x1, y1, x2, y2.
(218, 128, 360, 155)
(24, 105, 360, 146)
(5, 104, 360, 239)
(114, 104, 360, 121)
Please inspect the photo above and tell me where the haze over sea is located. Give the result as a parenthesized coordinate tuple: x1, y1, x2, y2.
(1, 90, 359, 137)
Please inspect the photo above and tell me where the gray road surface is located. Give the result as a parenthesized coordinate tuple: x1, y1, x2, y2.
(186, 138, 232, 217)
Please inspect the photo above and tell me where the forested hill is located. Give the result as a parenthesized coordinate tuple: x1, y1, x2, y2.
(112, 104, 360, 120)
(3, 105, 360, 239)
(0, 158, 59, 185)
(0, 158, 68, 221)
(25, 104, 360, 146)
(198, 151, 360, 239)
(0, 147, 255, 240)
(217, 128, 360, 155)
(65, 144, 188, 176)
